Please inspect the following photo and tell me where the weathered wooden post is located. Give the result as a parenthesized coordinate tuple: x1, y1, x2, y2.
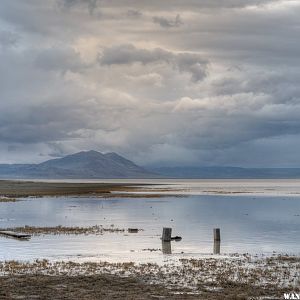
(213, 228, 221, 254)
(213, 228, 221, 242)
(162, 227, 172, 242)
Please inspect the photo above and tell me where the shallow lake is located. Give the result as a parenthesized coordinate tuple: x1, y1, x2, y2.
(1, 180, 300, 263)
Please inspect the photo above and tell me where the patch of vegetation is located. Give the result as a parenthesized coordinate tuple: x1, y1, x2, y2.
(1, 225, 126, 236)
(0, 197, 18, 203)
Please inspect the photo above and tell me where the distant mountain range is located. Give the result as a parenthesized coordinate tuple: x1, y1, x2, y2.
(1, 151, 300, 179)
(149, 166, 300, 179)
(0, 151, 157, 179)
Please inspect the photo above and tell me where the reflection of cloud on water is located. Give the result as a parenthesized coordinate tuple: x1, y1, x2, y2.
(1, 181, 300, 262)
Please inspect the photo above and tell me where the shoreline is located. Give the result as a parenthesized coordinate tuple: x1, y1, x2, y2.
(2, 179, 300, 198)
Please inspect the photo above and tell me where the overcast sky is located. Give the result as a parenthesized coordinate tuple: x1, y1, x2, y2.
(0, 0, 300, 167)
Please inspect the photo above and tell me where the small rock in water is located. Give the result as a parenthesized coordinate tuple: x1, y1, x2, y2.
(171, 236, 182, 241)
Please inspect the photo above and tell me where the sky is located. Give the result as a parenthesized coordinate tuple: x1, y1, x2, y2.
(0, 0, 300, 167)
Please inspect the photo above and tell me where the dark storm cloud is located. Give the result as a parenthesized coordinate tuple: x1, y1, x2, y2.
(60, 0, 99, 14)
(0, 30, 18, 48)
(100, 44, 171, 65)
(0, 95, 128, 144)
(0, 104, 82, 143)
(34, 46, 89, 72)
(85, 0, 277, 10)
(99, 44, 208, 82)
(153, 14, 183, 28)
(126, 9, 142, 18)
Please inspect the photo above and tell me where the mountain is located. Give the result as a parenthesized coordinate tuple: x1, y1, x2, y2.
(2, 152, 300, 179)
(0, 151, 157, 179)
(148, 166, 300, 179)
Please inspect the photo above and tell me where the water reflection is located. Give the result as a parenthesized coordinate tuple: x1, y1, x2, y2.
(1, 192, 300, 262)
(162, 241, 172, 254)
(213, 241, 221, 254)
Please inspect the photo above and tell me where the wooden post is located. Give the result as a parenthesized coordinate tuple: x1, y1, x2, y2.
(213, 228, 221, 254)
(162, 227, 172, 242)
(213, 228, 221, 242)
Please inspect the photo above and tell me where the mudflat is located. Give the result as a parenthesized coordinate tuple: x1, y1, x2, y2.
(0, 256, 298, 300)
(0, 180, 147, 197)
(0, 274, 280, 300)
(0, 274, 199, 300)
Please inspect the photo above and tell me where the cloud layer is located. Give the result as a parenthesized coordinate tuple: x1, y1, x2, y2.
(0, 0, 300, 167)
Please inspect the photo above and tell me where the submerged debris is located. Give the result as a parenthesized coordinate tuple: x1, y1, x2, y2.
(0, 230, 31, 239)
(128, 228, 140, 233)
(171, 236, 182, 241)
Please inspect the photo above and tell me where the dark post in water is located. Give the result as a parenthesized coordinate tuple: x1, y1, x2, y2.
(162, 227, 172, 242)
(213, 228, 221, 242)
(213, 228, 221, 254)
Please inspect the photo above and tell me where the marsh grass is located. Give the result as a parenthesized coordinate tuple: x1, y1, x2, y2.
(1, 225, 126, 236)
(0, 197, 18, 203)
